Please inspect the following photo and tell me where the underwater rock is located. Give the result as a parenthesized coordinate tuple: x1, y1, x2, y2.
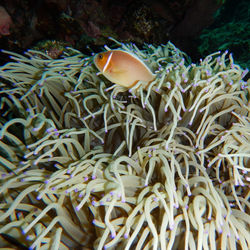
(0, 6, 12, 37)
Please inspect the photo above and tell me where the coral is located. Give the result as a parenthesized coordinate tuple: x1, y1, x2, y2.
(0, 6, 12, 37)
(198, 0, 250, 69)
(31, 40, 70, 59)
(0, 41, 249, 249)
(0, 0, 207, 54)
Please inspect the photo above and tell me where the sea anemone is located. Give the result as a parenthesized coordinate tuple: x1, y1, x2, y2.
(0, 41, 249, 249)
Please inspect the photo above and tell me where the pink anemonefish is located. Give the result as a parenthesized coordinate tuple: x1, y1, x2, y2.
(94, 50, 155, 88)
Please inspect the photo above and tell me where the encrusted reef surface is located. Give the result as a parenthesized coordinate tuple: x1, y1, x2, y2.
(0, 0, 226, 62)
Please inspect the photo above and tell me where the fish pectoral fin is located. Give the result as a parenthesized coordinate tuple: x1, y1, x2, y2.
(109, 67, 127, 74)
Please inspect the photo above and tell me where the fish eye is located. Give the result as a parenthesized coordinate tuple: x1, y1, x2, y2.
(98, 54, 103, 60)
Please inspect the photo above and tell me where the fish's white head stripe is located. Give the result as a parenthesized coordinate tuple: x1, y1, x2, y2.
(103, 52, 113, 73)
